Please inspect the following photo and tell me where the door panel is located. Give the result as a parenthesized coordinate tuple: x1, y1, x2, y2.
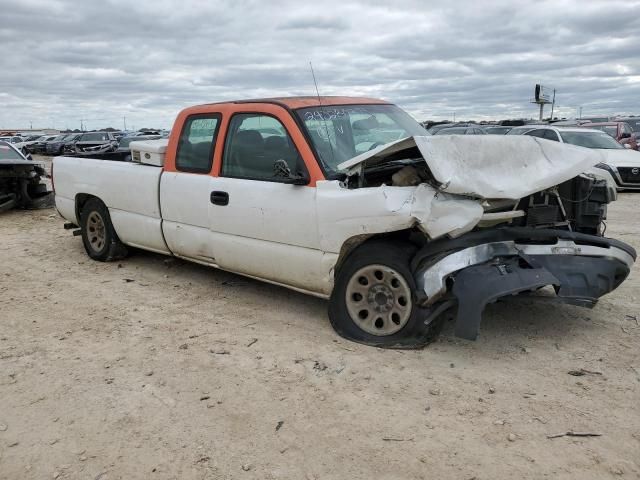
(207, 177, 324, 290)
(160, 172, 216, 264)
(207, 111, 327, 292)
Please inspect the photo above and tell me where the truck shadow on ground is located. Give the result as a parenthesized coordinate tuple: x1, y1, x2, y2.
(128, 248, 605, 349)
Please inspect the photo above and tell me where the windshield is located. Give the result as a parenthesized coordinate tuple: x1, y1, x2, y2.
(435, 127, 467, 135)
(0, 143, 23, 161)
(620, 119, 640, 133)
(296, 104, 428, 173)
(119, 135, 160, 148)
(581, 117, 609, 123)
(559, 131, 624, 149)
(485, 126, 511, 134)
(506, 126, 537, 135)
(590, 126, 617, 137)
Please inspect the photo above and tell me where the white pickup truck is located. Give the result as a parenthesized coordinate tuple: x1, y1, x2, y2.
(53, 97, 636, 348)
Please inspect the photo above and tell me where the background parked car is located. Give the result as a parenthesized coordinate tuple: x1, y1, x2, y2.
(20, 135, 44, 153)
(579, 122, 637, 150)
(74, 131, 118, 154)
(482, 126, 512, 134)
(505, 125, 544, 135)
(515, 126, 640, 191)
(579, 116, 611, 123)
(29, 135, 59, 154)
(615, 117, 640, 137)
(116, 134, 161, 161)
(46, 133, 82, 155)
(43, 134, 68, 155)
(433, 126, 487, 135)
(427, 123, 455, 134)
(0, 135, 30, 154)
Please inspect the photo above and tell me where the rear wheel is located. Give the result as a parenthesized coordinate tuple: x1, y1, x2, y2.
(329, 241, 448, 348)
(80, 198, 128, 262)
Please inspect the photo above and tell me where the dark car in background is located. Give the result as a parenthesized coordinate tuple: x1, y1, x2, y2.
(74, 131, 118, 154)
(116, 134, 161, 161)
(46, 133, 82, 155)
(31, 135, 59, 154)
(433, 126, 487, 135)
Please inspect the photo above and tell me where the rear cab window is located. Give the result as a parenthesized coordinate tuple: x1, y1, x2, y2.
(175, 115, 221, 173)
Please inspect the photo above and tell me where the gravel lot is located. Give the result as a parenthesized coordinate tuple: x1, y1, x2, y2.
(1, 159, 639, 479)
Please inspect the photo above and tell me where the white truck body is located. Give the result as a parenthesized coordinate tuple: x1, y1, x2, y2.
(54, 135, 612, 297)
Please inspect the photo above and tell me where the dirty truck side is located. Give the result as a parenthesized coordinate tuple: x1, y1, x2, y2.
(52, 97, 636, 348)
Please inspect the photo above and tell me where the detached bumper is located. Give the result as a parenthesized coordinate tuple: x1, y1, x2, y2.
(413, 228, 636, 340)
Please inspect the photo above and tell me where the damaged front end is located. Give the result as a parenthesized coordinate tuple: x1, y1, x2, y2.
(0, 142, 52, 212)
(412, 227, 634, 340)
(336, 135, 636, 340)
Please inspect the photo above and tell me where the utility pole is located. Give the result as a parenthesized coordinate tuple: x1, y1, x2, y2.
(550, 89, 556, 121)
(123, 116, 127, 131)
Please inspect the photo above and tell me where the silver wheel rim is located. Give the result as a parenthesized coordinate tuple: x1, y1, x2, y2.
(87, 211, 106, 252)
(345, 264, 412, 336)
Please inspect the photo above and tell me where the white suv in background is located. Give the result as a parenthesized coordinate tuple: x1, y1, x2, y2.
(515, 126, 640, 192)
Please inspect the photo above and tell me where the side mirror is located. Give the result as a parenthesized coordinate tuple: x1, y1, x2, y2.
(273, 159, 309, 185)
(621, 132, 631, 139)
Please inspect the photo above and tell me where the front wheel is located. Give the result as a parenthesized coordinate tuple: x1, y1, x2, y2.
(328, 241, 448, 348)
(80, 198, 128, 262)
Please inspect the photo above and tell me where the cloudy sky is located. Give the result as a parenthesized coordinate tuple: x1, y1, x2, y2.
(1, 0, 639, 130)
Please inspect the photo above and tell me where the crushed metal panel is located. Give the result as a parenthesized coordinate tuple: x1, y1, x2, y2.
(315, 181, 485, 252)
(338, 135, 605, 200)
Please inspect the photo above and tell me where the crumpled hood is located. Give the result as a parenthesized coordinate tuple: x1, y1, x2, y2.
(599, 148, 640, 167)
(338, 135, 605, 200)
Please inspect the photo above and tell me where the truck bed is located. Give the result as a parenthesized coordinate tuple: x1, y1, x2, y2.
(53, 156, 169, 254)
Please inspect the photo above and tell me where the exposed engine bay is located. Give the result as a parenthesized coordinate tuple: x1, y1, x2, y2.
(338, 135, 614, 238)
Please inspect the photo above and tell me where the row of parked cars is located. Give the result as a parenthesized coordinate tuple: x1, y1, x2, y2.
(425, 118, 640, 191)
(428, 117, 640, 145)
(0, 130, 168, 158)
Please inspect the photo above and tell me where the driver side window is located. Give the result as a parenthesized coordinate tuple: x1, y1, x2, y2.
(222, 114, 305, 181)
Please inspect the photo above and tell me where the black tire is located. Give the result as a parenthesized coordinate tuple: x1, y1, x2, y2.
(328, 241, 447, 349)
(80, 198, 128, 262)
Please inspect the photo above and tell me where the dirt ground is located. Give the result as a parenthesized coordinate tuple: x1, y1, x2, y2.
(1, 159, 639, 479)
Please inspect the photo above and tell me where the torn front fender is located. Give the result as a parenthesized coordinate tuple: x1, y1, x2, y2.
(315, 181, 484, 253)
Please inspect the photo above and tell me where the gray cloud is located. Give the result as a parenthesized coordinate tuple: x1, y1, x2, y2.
(1, 0, 639, 130)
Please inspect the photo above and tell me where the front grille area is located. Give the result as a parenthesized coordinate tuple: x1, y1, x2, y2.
(618, 167, 640, 183)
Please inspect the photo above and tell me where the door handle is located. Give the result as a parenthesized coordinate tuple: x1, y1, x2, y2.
(210, 191, 229, 206)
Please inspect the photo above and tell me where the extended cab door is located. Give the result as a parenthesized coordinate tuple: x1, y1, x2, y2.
(207, 110, 331, 294)
(160, 114, 222, 264)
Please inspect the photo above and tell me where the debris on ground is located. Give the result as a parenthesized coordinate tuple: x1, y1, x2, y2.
(568, 369, 603, 376)
(546, 431, 602, 439)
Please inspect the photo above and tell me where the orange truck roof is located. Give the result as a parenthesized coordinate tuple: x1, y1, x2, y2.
(199, 96, 391, 110)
